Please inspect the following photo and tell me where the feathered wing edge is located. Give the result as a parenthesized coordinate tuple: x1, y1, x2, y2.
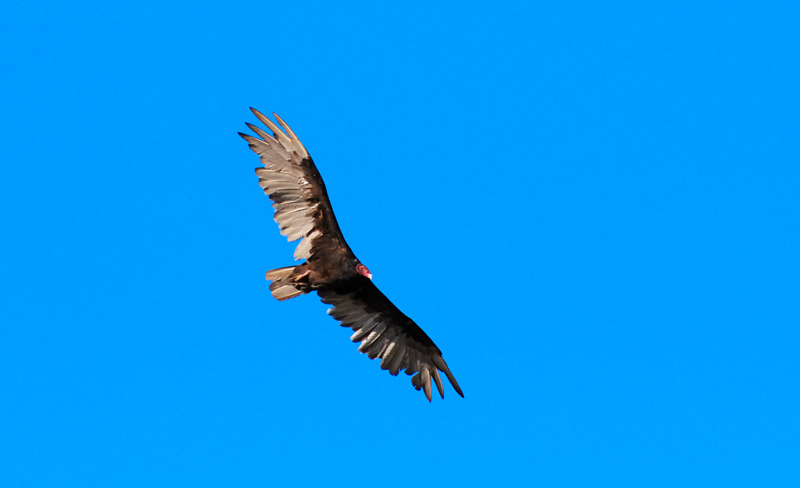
(319, 284, 464, 402)
(238, 109, 323, 261)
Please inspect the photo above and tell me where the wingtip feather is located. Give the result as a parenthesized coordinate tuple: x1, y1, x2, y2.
(273, 112, 306, 151)
(432, 369, 444, 399)
(421, 368, 432, 402)
(245, 122, 273, 142)
(432, 356, 464, 398)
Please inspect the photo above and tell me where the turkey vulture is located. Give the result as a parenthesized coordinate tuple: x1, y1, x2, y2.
(239, 108, 463, 401)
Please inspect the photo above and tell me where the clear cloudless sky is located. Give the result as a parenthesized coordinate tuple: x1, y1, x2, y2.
(1, 1, 798, 486)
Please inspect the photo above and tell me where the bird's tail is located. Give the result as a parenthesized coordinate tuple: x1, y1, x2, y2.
(265, 265, 309, 301)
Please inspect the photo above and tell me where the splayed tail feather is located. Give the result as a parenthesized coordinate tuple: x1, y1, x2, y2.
(265, 265, 309, 301)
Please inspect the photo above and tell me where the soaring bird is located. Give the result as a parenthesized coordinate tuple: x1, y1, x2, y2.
(239, 109, 463, 401)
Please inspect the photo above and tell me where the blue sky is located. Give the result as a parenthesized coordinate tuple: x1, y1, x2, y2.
(2, 1, 798, 486)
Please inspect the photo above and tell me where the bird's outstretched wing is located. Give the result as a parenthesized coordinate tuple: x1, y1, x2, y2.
(238, 108, 350, 261)
(319, 279, 464, 401)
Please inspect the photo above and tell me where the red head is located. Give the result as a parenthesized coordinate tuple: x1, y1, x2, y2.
(356, 263, 372, 280)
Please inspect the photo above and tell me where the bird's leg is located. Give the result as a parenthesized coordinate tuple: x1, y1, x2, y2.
(293, 268, 310, 283)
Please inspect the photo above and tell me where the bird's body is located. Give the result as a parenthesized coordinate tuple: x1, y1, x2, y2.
(239, 109, 463, 401)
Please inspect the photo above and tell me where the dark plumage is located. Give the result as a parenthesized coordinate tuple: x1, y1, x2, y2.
(239, 108, 463, 401)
